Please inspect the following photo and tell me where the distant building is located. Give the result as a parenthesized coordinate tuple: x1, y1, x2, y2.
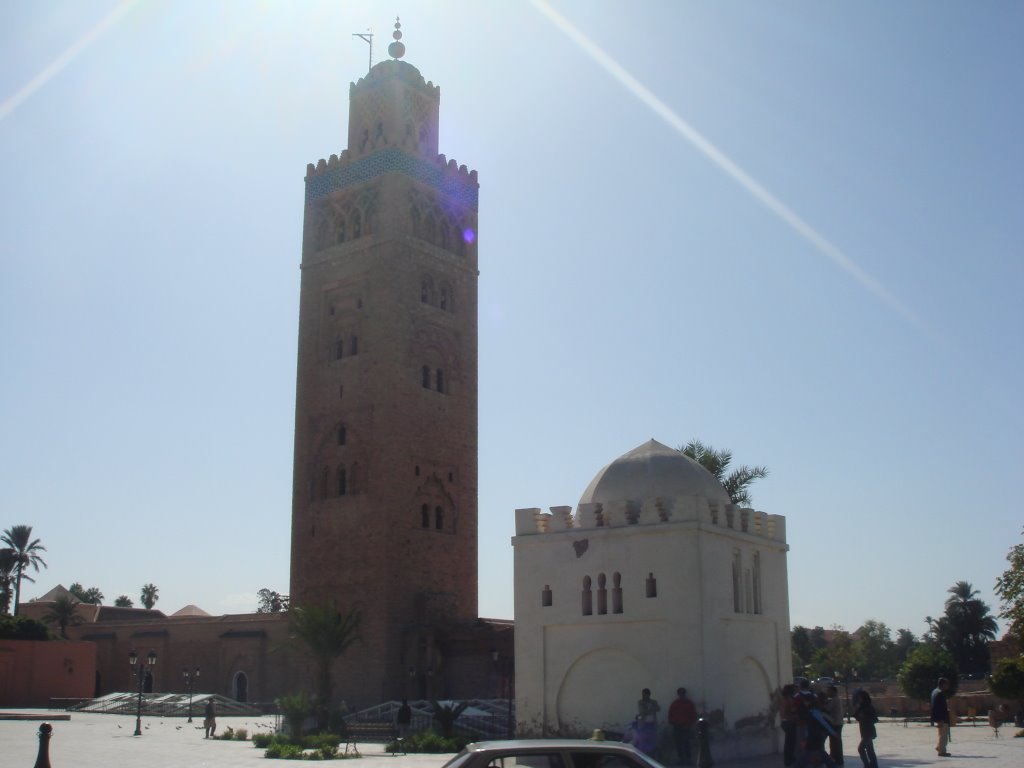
(513, 439, 791, 757)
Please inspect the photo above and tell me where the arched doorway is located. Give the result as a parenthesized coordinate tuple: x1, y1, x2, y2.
(233, 671, 248, 702)
(143, 671, 154, 693)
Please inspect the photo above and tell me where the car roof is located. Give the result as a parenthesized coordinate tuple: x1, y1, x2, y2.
(465, 740, 641, 752)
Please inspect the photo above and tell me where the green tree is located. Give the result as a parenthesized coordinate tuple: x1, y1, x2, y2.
(995, 526, 1024, 645)
(791, 626, 815, 675)
(140, 583, 159, 609)
(853, 620, 898, 680)
(0, 548, 17, 615)
(810, 629, 857, 680)
(43, 595, 82, 639)
(114, 595, 134, 607)
(898, 644, 958, 701)
(988, 657, 1024, 708)
(935, 581, 999, 676)
(894, 628, 919, 664)
(68, 583, 104, 605)
(289, 603, 361, 730)
(679, 440, 768, 506)
(257, 588, 290, 613)
(0, 614, 51, 640)
(1, 525, 47, 616)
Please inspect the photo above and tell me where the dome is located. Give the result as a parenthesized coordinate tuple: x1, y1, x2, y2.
(578, 439, 731, 507)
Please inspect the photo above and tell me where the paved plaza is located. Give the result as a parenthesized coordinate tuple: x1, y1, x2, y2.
(1, 712, 1021, 768)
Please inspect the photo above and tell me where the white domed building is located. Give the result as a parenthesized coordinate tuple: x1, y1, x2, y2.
(512, 439, 791, 758)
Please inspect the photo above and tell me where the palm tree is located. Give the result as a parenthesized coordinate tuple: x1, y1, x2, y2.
(43, 595, 82, 639)
(140, 583, 159, 609)
(1, 525, 47, 616)
(937, 581, 999, 675)
(69, 583, 104, 605)
(679, 440, 769, 506)
(114, 595, 134, 608)
(289, 603, 361, 730)
(0, 548, 17, 615)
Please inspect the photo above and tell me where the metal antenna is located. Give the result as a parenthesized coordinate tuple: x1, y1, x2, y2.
(352, 29, 373, 71)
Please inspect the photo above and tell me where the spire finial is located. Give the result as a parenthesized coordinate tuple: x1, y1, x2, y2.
(388, 16, 405, 60)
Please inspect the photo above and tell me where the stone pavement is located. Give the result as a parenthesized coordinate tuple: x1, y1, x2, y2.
(0, 712, 1021, 768)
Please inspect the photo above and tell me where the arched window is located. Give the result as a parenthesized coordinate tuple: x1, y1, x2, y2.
(351, 209, 362, 239)
(582, 576, 593, 616)
(612, 572, 623, 614)
(542, 585, 553, 607)
(421, 504, 429, 528)
(335, 338, 344, 360)
(422, 366, 431, 389)
(338, 425, 346, 446)
(646, 572, 657, 598)
(435, 506, 444, 530)
(436, 369, 445, 394)
(336, 218, 346, 244)
(597, 573, 608, 615)
(337, 465, 347, 496)
(233, 671, 248, 702)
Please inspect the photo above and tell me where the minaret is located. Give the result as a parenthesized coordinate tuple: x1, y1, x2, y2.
(289, 19, 479, 702)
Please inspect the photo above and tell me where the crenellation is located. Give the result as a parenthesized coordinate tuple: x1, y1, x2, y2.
(548, 505, 574, 531)
(515, 497, 785, 542)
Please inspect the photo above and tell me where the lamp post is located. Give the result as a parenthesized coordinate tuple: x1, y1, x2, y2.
(128, 649, 157, 736)
(183, 665, 200, 723)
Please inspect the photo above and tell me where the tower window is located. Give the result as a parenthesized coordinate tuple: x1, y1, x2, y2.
(415, 465, 420, 477)
(337, 466, 347, 496)
(597, 573, 607, 615)
(582, 576, 593, 616)
(448, 472, 453, 482)
(542, 585, 552, 607)
(645, 572, 657, 598)
(435, 506, 444, 530)
(421, 366, 431, 389)
(350, 336, 358, 355)
(338, 425, 346, 446)
(335, 339, 344, 360)
(421, 504, 429, 528)
(436, 369, 445, 394)
(612, 572, 623, 614)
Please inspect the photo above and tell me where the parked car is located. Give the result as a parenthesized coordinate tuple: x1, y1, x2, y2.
(442, 739, 665, 768)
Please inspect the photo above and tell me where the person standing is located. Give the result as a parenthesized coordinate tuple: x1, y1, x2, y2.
(203, 698, 217, 739)
(636, 688, 661, 757)
(931, 677, 951, 756)
(852, 689, 878, 768)
(396, 698, 412, 738)
(668, 687, 698, 765)
(779, 684, 798, 767)
(824, 685, 844, 765)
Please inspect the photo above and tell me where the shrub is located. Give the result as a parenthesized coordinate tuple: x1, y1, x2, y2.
(277, 691, 314, 740)
(215, 726, 235, 740)
(387, 730, 465, 753)
(234, 728, 249, 741)
(253, 732, 274, 748)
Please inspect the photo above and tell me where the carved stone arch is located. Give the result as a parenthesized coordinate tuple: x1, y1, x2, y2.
(410, 472, 456, 532)
(412, 328, 459, 396)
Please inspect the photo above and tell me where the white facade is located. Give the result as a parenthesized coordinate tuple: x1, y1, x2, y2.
(512, 440, 792, 757)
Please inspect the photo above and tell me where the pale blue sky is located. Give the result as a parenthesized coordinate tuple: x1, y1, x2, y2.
(1, 1, 1021, 641)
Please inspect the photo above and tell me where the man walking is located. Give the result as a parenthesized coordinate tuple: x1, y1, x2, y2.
(931, 678, 951, 756)
(668, 687, 698, 765)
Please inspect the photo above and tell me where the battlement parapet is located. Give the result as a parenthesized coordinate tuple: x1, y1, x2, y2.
(305, 147, 478, 208)
(515, 497, 785, 543)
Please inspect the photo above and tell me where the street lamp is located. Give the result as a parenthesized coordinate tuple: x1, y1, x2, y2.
(183, 665, 200, 723)
(128, 649, 157, 736)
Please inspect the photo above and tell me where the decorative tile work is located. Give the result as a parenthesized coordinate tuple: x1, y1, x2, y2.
(306, 147, 478, 210)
